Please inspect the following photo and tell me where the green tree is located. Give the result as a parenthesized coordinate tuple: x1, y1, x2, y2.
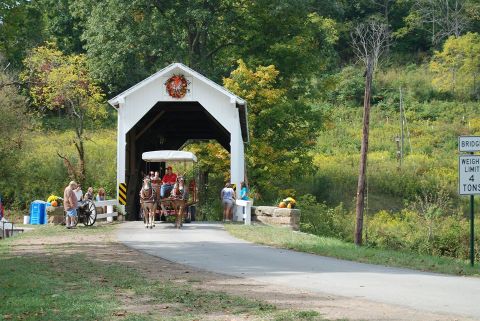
(0, 1, 45, 67)
(430, 32, 480, 100)
(76, 0, 246, 93)
(234, 2, 339, 85)
(39, 0, 86, 54)
(21, 44, 107, 185)
(75, 0, 339, 94)
(0, 66, 30, 205)
(224, 60, 321, 200)
(397, 0, 479, 48)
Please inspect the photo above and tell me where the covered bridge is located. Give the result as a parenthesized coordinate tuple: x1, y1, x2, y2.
(108, 63, 249, 218)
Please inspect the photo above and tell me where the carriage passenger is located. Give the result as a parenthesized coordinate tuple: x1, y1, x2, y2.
(160, 166, 177, 198)
(151, 172, 162, 194)
(151, 172, 161, 214)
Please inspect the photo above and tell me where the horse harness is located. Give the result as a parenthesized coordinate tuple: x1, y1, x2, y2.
(140, 186, 156, 203)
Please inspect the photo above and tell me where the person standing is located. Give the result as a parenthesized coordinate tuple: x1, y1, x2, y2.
(240, 182, 249, 200)
(64, 181, 78, 229)
(220, 183, 235, 222)
(74, 184, 83, 202)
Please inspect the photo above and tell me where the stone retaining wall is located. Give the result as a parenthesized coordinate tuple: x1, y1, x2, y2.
(253, 206, 300, 230)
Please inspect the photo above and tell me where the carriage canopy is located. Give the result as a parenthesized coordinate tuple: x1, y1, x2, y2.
(142, 150, 197, 163)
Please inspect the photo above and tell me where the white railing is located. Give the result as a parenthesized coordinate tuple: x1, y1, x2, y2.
(95, 200, 118, 221)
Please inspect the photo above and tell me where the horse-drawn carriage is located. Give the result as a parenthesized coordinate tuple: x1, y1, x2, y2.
(140, 150, 198, 229)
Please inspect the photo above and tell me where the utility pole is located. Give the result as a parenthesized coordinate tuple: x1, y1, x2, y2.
(399, 87, 404, 167)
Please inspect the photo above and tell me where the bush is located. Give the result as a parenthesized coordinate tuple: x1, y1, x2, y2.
(326, 66, 365, 107)
(366, 209, 480, 260)
(298, 190, 479, 261)
(366, 210, 424, 251)
(299, 194, 354, 242)
(376, 65, 443, 102)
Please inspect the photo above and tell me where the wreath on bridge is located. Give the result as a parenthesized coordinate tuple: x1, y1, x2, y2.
(165, 74, 189, 98)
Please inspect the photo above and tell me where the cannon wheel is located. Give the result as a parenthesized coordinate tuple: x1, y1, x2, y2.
(82, 199, 97, 226)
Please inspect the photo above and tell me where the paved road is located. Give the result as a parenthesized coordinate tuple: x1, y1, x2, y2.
(118, 222, 480, 319)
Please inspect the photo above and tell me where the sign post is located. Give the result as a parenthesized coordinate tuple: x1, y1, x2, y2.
(470, 195, 474, 266)
(459, 136, 480, 266)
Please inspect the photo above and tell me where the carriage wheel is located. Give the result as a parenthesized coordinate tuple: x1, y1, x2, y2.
(82, 200, 97, 226)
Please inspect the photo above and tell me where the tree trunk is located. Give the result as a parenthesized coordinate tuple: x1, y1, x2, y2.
(355, 59, 373, 246)
(74, 111, 86, 186)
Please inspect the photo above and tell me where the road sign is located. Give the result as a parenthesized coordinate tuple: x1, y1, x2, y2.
(118, 183, 127, 205)
(459, 136, 480, 152)
(459, 155, 480, 195)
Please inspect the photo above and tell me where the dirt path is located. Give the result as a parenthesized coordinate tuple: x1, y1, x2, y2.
(10, 223, 475, 321)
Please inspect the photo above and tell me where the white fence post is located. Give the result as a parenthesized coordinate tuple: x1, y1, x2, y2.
(95, 200, 118, 221)
(106, 205, 114, 222)
(235, 200, 252, 225)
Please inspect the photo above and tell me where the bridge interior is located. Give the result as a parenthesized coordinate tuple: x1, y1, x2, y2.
(125, 101, 230, 219)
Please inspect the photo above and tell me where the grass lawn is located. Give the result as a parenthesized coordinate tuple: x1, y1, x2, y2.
(0, 224, 326, 321)
(224, 224, 480, 277)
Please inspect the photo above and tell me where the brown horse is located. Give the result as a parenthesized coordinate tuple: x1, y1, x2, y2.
(139, 177, 156, 229)
(160, 175, 188, 228)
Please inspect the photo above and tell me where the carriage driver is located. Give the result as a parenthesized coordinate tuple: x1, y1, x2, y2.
(160, 166, 177, 198)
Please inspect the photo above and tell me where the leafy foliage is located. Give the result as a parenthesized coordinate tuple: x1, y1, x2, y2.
(0, 69, 30, 205)
(21, 44, 106, 184)
(430, 32, 480, 100)
(1, 129, 116, 209)
(0, 1, 45, 67)
(224, 60, 321, 200)
(299, 194, 354, 241)
(297, 193, 480, 260)
(22, 44, 105, 116)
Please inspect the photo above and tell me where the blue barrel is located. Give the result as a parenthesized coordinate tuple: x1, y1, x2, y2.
(30, 201, 48, 224)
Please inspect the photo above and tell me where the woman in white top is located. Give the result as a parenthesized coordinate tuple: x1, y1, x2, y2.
(220, 183, 235, 222)
(74, 185, 83, 202)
